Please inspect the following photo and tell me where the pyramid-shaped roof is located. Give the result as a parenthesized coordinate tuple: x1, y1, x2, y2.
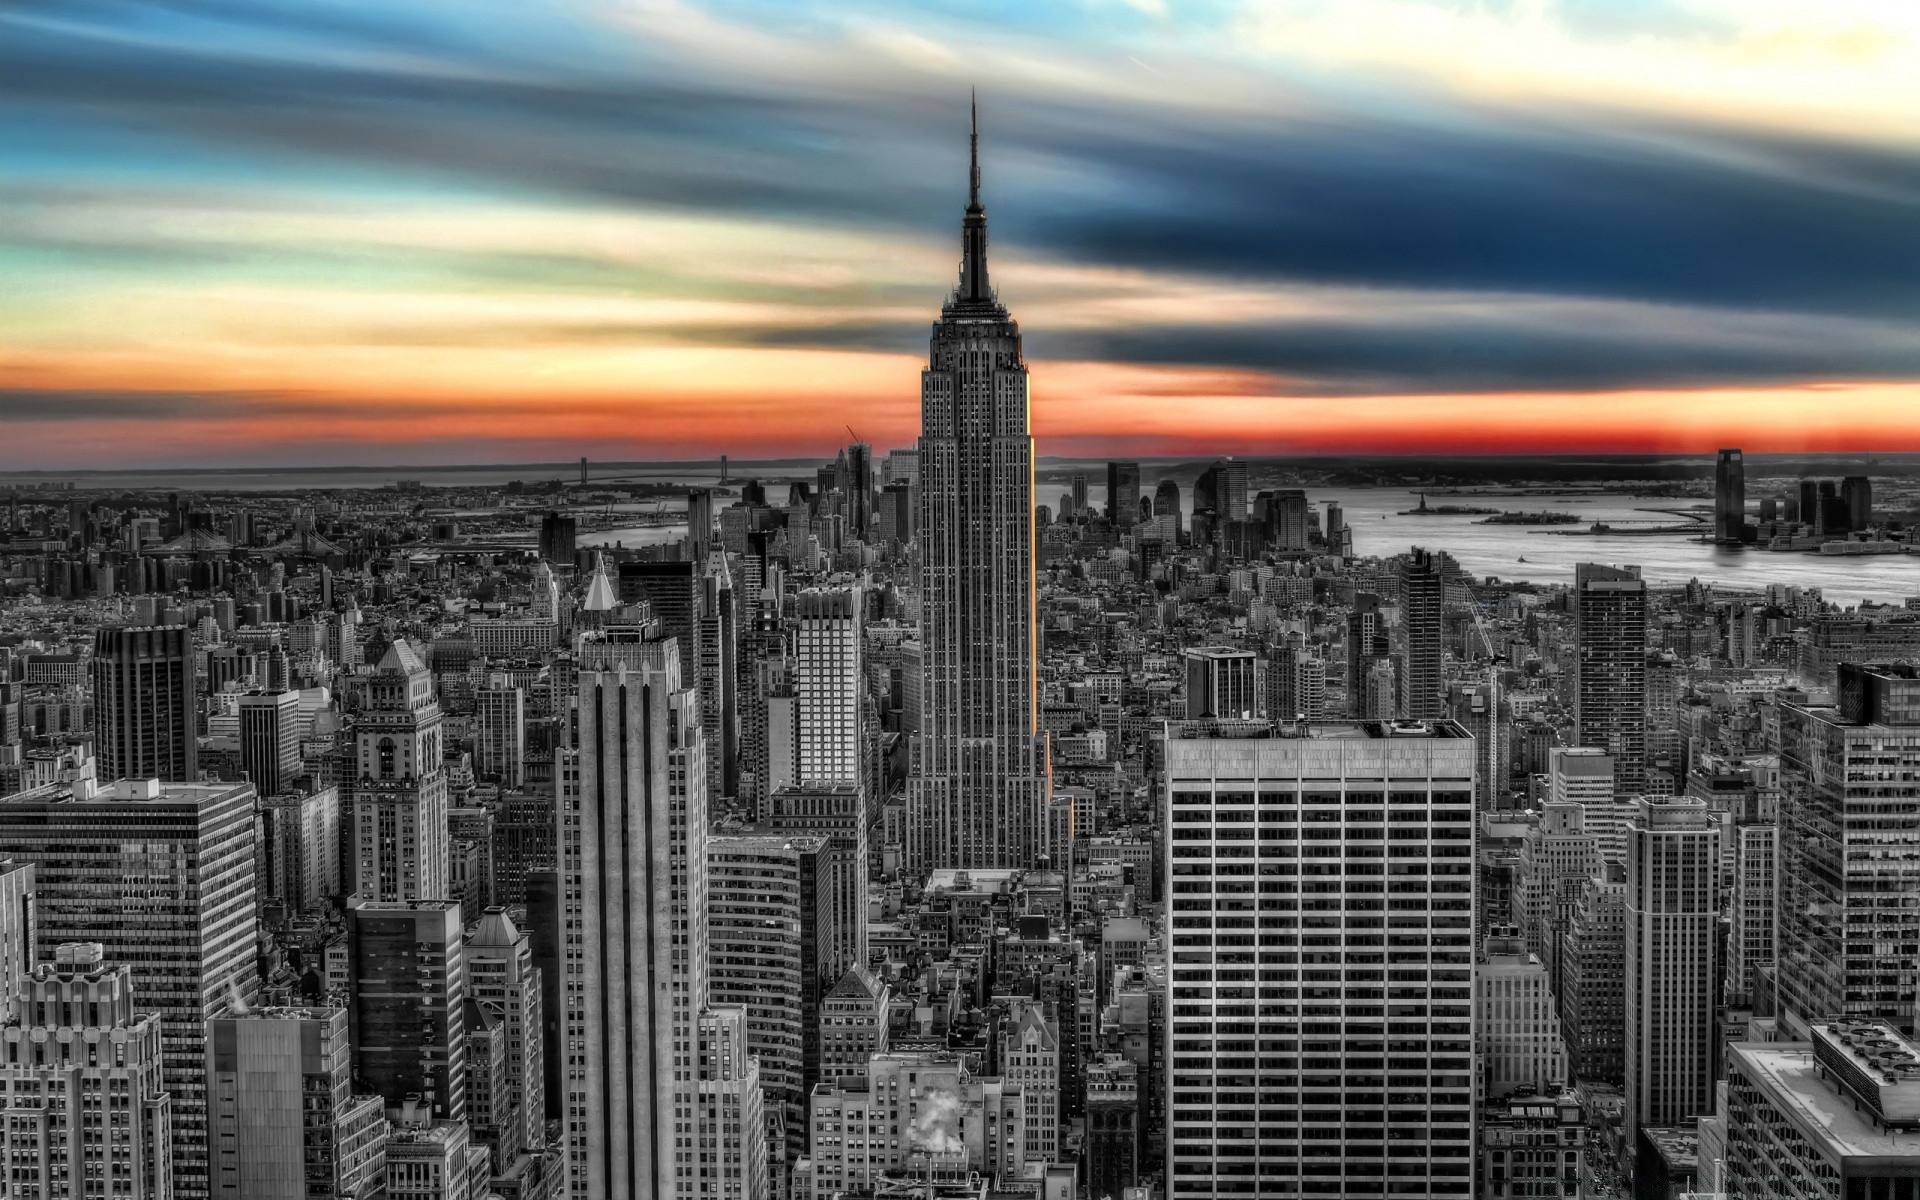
(825, 965, 883, 1001)
(469, 907, 521, 949)
(379, 638, 427, 676)
(581, 561, 618, 611)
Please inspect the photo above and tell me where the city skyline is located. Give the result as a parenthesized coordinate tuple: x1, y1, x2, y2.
(8, 2, 1920, 467)
(5, 7, 1920, 1200)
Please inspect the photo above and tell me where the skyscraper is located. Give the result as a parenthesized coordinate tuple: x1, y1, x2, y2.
(1623, 797, 1717, 1136)
(538, 511, 577, 563)
(1213, 458, 1249, 522)
(906, 100, 1046, 871)
(91, 624, 197, 782)
(238, 689, 301, 797)
(1573, 563, 1647, 793)
(346, 897, 467, 1121)
(1714, 447, 1745, 544)
(1153, 478, 1183, 539)
(1270, 488, 1308, 551)
(698, 555, 740, 801)
(1164, 717, 1477, 1197)
(0, 777, 260, 1200)
(475, 675, 527, 788)
(794, 587, 863, 786)
(686, 487, 715, 563)
(845, 442, 874, 539)
(1776, 663, 1920, 1036)
(563, 652, 763, 1199)
(350, 640, 449, 903)
(1842, 474, 1873, 531)
(1106, 461, 1140, 524)
(1401, 548, 1444, 719)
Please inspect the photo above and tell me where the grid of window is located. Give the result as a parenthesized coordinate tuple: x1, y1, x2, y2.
(1165, 725, 1477, 1198)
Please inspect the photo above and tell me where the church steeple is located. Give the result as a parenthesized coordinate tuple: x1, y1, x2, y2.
(951, 88, 999, 313)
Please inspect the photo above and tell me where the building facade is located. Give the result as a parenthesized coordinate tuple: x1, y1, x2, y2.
(0, 944, 173, 1200)
(1776, 664, 1920, 1036)
(350, 641, 449, 903)
(0, 777, 259, 1200)
(906, 108, 1047, 872)
(1164, 717, 1477, 1197)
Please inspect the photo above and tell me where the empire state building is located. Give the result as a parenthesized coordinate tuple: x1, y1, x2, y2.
(905, 99, 1048, 871)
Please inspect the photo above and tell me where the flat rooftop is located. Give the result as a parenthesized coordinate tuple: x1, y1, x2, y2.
(1167, 718, 1472, 741)
(1731, 1042, 1920, 1166)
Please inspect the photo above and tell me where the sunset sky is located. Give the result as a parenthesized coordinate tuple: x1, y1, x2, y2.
(5, 0, 1920, 467)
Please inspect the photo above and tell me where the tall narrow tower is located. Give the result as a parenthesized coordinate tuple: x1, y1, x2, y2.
(906, 95, 1046, 871)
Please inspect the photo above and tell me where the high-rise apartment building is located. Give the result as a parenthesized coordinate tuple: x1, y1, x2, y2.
(1164, 717, 1477, 1197)
(1107, 461, 1141, 525)
(0, 944, 173, 1200)
(1623, 797, 1717, 1137)
(1714, 448, 1745, 544)
(906, 107, 1047, 871)
(0, 778, 259, 1200)
(347, 898, 467, 1121)
(1573, 563, 1647, 792)
(706, 834, 808, 1163)
(1777, 663, 1920, 1036)
(91, 624, 197, 782)
(794, 587, 862, 786)
(350, 641, 449, 903)
(239, 689, 302, 797)
(1400, 549, 1444, 719)
(207, 1004, 389, 1200)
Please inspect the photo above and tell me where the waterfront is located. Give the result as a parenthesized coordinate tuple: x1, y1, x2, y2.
(6, 465, 1911, 606)
(1306, 488, 1915, 607)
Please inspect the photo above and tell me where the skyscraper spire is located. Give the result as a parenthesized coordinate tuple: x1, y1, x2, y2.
(953, 88, 996, 311)
(969, 87, 981, 212)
